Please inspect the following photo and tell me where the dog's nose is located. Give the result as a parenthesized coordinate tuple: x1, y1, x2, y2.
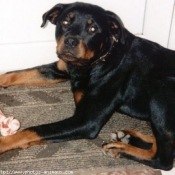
(65, 37, 79, 48)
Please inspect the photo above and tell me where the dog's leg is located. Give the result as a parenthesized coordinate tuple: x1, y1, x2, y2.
(0, 60, 69, 87)
(102, 130, 156, 158)
(102, 136, 157, 160)
(110, 130, 153, 149)
(0, 130, 45, 153)
(0, 111, 113, 154)
(0, 87, 116, 154)
(102, 127, 174, 170)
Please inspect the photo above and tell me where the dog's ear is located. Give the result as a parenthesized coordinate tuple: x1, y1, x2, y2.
(41, 4, 68, 27)
(106, 11, 125, 44)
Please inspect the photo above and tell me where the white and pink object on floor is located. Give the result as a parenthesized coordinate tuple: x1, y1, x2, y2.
(0, 110, 20, 136)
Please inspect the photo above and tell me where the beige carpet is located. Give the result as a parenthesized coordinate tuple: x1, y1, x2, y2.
(0, 82, 161, 174)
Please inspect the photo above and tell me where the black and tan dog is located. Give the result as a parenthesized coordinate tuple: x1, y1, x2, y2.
(0, 2, 175, 170)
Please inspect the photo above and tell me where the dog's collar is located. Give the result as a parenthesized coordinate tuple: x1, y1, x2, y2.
(90, 36, 118, 67)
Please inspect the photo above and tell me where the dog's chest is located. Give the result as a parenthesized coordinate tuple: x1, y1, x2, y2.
(68, 65, 90, 92)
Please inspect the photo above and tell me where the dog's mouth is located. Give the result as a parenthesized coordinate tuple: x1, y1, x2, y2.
(57, 52, 79, 63)
(57, 52, 89, 66)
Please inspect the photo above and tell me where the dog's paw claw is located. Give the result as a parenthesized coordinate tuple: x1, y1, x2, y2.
(110, 133, 118, 141)
(118, 131, 125, 139)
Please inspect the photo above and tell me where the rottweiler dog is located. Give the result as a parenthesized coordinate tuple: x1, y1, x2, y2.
(0, 2, 175, 170)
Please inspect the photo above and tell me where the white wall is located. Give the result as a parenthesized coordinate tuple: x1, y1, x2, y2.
(142, 0, 175, 49)
(0, 0, 146, 73)
(0, 0, 174, 73)
(168, 3, 175, 50)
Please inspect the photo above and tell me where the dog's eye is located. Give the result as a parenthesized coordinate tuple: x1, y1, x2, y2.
(88, 26, 97, 33)
(62, 20, 70, 26)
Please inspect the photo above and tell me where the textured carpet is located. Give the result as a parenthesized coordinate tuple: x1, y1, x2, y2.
(0, 82, 159, 174)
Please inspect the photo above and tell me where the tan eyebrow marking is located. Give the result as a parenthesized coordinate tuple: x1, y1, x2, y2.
(87, 19, 93, 25)
(69, 13, 74, 19)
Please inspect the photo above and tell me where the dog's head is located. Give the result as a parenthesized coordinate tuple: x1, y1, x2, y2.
(41, 2, 125, 67)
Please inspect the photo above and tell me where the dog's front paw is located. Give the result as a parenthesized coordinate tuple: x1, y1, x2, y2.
(102, 142, 121, 158)
(102, 131, 131, 158)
